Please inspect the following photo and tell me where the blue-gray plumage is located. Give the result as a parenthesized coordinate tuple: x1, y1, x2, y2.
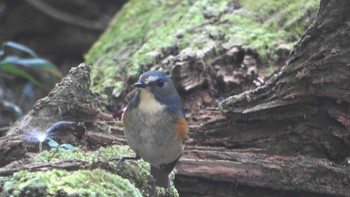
(123, 71, 188, 188)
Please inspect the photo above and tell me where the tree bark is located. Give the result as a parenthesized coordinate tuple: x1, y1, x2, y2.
(1, 0, 350, 196)
(6, 64, 113, 137)
(176, 146, 350, 197)
(175, 0, 350, 196)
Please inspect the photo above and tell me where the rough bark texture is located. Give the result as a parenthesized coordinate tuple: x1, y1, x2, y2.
(0, 135, 28, 167)
(175, 0, 350, 196)
(6, 64, 113, 137)
(177, 146, 349, 197)
(1, 0, 350, 196)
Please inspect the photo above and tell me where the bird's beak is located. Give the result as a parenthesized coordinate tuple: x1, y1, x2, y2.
(134, 82, 146, 88)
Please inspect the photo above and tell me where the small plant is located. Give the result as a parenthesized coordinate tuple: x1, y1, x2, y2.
(46, 137, 75, 161)
(0, 41, 62, 124)
(0, 99, 23, 121)
(27, 121, 76, 156)
(0, 41, 62, 85)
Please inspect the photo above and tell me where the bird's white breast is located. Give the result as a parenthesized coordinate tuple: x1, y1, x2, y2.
(138, 89, 165, 113)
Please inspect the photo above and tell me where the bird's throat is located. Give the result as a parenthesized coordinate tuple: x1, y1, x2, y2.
(138, 89, 165, 113)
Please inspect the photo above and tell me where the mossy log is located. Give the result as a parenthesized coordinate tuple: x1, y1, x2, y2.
(2, 0, 350, 196)
(174, 0, 350, 196)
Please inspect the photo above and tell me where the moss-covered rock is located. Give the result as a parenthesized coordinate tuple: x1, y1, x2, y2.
(85, 0, 319, 95)
(1, 145, 179, 197)
(1, 169, 141, 197)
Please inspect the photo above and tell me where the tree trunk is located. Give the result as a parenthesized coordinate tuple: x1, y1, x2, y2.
(175, 0, 350, 196)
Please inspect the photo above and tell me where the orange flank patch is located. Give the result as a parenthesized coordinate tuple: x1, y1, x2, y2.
(174, 115, 188, 142)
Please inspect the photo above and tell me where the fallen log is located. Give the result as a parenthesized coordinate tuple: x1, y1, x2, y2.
(176, 146, 350, 197)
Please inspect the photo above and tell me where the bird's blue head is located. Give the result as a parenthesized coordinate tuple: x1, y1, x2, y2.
(133, 71, 182, 114)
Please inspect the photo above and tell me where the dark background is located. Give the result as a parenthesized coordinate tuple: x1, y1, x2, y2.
(0, 0, 127, 74)
(0, 0, 126, 128)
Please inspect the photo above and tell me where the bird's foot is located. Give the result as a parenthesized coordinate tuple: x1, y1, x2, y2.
(114, 155, 140, 168)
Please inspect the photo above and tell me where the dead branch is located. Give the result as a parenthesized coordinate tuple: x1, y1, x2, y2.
(0, 159, 115, 176)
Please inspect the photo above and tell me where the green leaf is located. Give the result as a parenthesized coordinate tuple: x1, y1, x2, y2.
(1, 56, 62, 78)
(60, 144, 75, 150)
(0, 61, 39, 85)
(2, 41, 38, 58)
(47, 137, 59, 147)
(58, 147, 66, 152)
(0, 99, 23, 118)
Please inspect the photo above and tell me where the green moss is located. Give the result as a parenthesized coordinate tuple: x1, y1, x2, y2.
(1, 169, 141, 197)
(222, 0, 319, 61)
(86, 0, 188, 92)
(25, 145, 179, 196)
(33, 146, 151, 188)
(33, 145, 134, 163)
(85, 0, 230, 94)
(85, 0, 319, 94)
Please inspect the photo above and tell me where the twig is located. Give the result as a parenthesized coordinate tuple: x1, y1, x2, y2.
(48, 146, 60, 162)
(25, 0, 105, 30)
(0, 159, 115, 176)
(85, 130, 127, 146)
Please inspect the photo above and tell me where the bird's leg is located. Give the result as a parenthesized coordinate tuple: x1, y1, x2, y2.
(149, 182, 156, 197)
(115, 155, 141, 168)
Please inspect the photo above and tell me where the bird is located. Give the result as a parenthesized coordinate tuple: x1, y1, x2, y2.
(122, 70, 188, 188)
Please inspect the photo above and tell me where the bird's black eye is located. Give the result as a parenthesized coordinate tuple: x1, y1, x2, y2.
(157, 79, 164, 87)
